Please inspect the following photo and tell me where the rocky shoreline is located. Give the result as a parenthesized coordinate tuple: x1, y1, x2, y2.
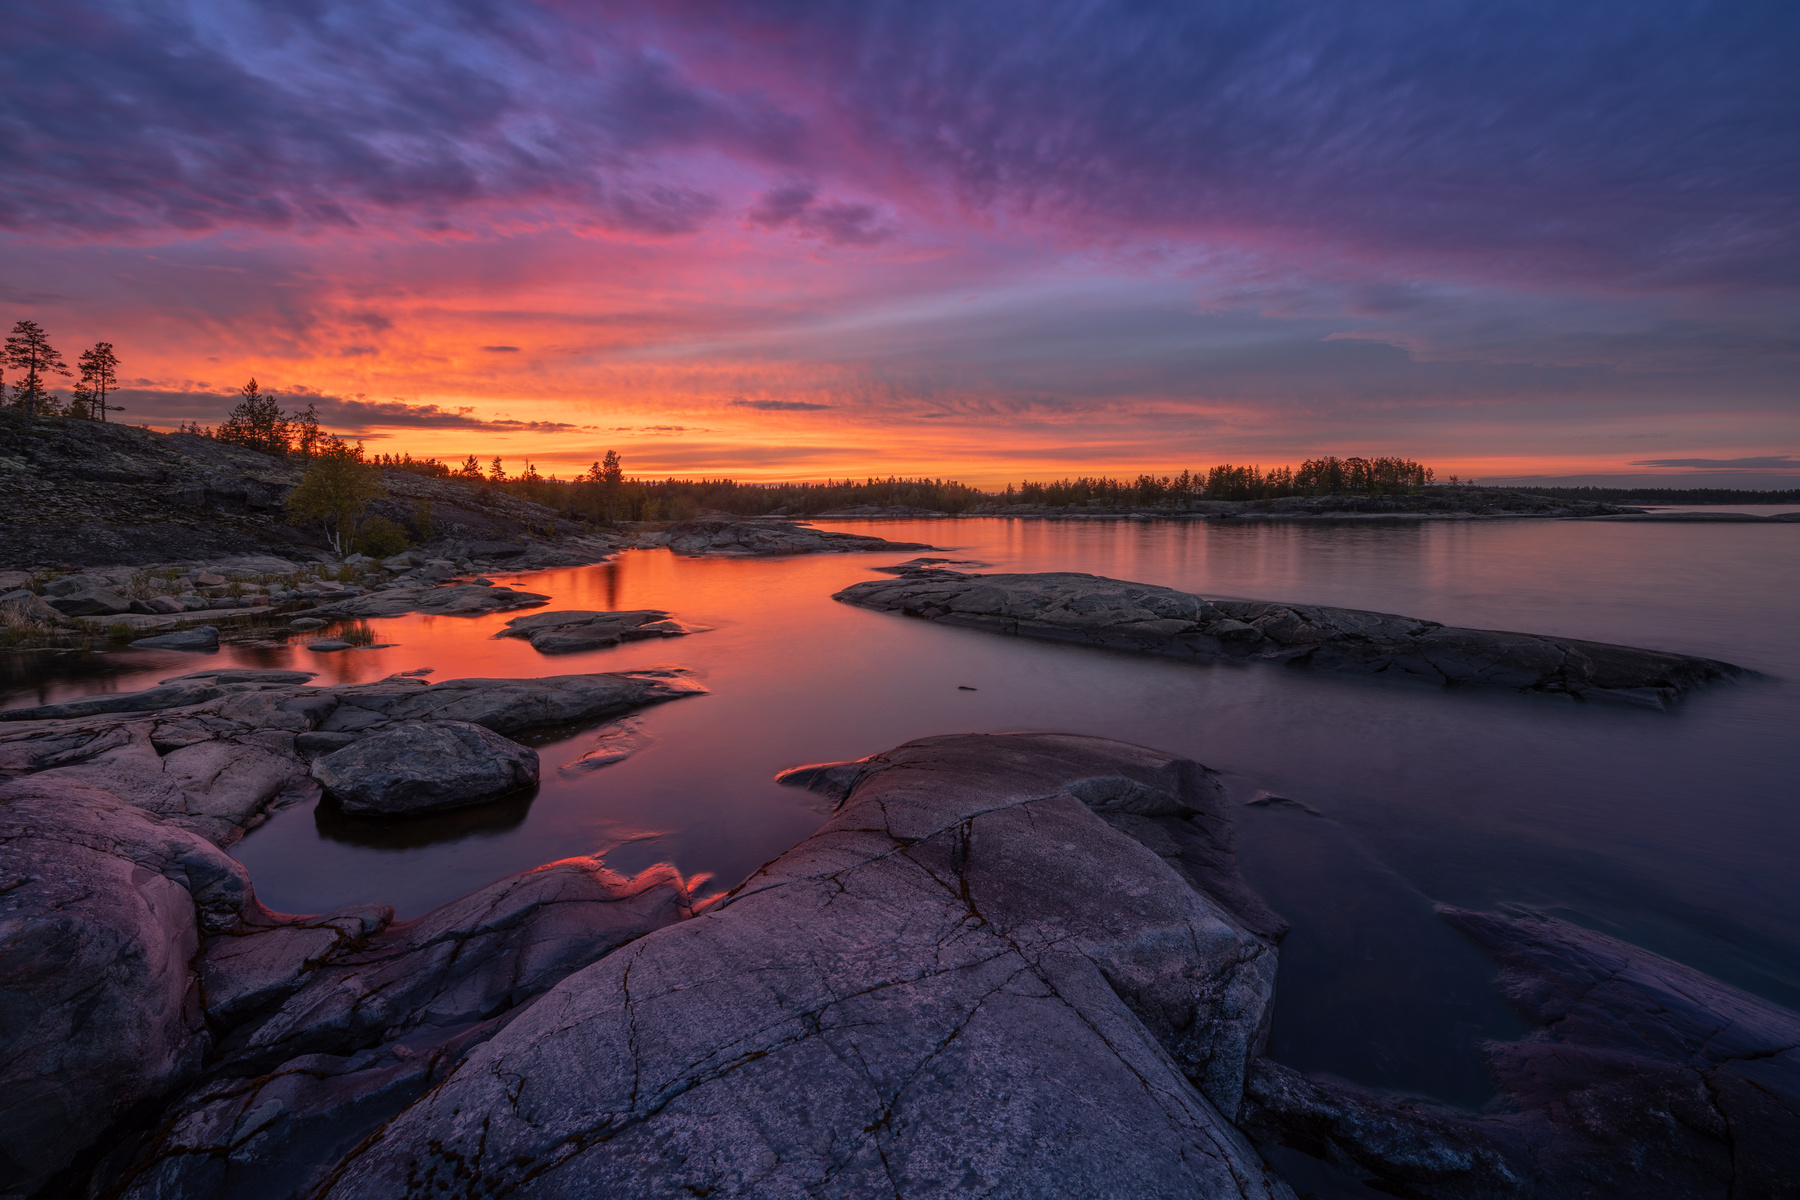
(4, 724, 1792, 1198)
(836, 568, 1742, 707)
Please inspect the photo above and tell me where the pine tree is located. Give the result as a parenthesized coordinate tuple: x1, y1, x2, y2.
(488, 456, 506, 483)
(70, 342, 123, 421)
(215, 378, 290, 456)
(3, 320, 70, 419)
(457, 454, 484, 481)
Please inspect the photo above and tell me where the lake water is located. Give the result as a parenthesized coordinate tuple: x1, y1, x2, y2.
(5, 516, 1796, 1118)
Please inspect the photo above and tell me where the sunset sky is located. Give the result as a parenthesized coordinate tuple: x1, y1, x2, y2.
(4, 1, 1796, 487)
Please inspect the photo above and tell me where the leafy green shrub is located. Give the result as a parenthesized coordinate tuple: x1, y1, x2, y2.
(354, 516, 413, 558)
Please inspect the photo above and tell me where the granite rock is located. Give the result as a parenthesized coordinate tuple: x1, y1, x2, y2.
(311, 721, 540, 815)
(497, 608, 706, 653)
(661, 517, 934, 557)
(836, 570, 1741, 707)
(315, 733, 1291, 1200)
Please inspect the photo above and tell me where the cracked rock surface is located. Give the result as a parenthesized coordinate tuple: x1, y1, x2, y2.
(835, 570, 1741, 707)
(0, 667, 705, 1195)
(315, 733, 1293, 1200)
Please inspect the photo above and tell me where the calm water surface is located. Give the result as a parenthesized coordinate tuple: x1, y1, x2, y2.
(5, 517, 1796, 1110)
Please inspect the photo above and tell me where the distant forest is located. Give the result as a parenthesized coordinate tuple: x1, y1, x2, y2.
(363, 454, 1438, 521)
(1508, 485, 1800, 505)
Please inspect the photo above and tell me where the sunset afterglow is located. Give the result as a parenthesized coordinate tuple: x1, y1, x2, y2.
(5, 2, 1796, 487)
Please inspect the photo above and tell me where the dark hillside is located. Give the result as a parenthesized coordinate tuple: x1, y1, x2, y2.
(0, 413, 592, 568)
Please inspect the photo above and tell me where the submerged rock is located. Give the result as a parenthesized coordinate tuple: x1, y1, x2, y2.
(1240, 907, 1800, 1199)
(311, 721, 539, 815)
(659, 517, 935, 557)
(836, 569, 1742, 706)
(313, 733, 1289, 1199)
(497, 608, 706, 653)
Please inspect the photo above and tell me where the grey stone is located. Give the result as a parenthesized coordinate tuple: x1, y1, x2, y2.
(497, 608, 705, 654)
(318, 584, 548, 619)
(46, 585, 132, 616)
(835, 570, 1742, 707)
(0, 783, 255, 1194)
(41, 573, 109, 596)
(131, 625, 221, 650)
(290, 617, 327, 629)
(661, 517, 935, 557)
(307, 639, 351, 652)
(295, 731, 360, 755)
(101, 860, 700, 1200)
(311, 721, 539, 815)
(314, 734, 1289, 1200)
(0, 588, 63, 624)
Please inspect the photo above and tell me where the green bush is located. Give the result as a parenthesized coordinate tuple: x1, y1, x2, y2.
(353, 516, 413, 558)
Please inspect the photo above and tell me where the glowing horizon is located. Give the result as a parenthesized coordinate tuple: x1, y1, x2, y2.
(5, 2, 1796, 490)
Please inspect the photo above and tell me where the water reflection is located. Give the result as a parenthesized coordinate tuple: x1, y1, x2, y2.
(4, 516, 1796, 1112)
(313, 786, 536, 849)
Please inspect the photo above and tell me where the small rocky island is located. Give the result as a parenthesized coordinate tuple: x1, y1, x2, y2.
(836, 568, 1742, 707)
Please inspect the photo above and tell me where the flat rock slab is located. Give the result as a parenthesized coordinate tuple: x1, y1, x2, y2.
(835, 570, 1741, 707)
(316, 733, 1290, 1200)
(129, 625, 220, 650)
(497, 608, 707, 653)
(312, 721, 539, 815)
(658, 517, 935, 557)
(317, 584, 549, 619)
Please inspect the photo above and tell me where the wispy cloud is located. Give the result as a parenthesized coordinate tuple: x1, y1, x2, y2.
(729, 399, 835, 411)
(1630, 456, 1800, 470)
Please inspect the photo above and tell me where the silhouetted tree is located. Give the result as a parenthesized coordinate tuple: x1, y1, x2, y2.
(290, 402, 322, 459)
(70, 342, 123, 421)
(4, 321, 70, 419)
(488, 456, 506, 483)
(216, 378, 290, 456)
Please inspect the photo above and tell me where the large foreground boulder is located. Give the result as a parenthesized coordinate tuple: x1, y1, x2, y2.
(314, 733, 1291, 1199)
(311, 721, 539, 815)
(0, 782, 254, 1194)
(836, 569, 1742, 707)
(95, 859, 701, 1200)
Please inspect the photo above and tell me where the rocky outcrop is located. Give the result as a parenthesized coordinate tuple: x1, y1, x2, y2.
(651, 517, 935, 556)
(0, 666, 707, 1193)
(90, 859, 702, 1200)
(836, 570, 1741, 707)
(311, 721, 539, 815)
(312, 733, 1290, 1199)
(0, 669, 705, 821)
(311, 582, 549, 619)
(0, 410, 626, 569)
(496, 608, 705, 653)
(0, 784, 256, 1195)
(1240, 908, 1800, 1199)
